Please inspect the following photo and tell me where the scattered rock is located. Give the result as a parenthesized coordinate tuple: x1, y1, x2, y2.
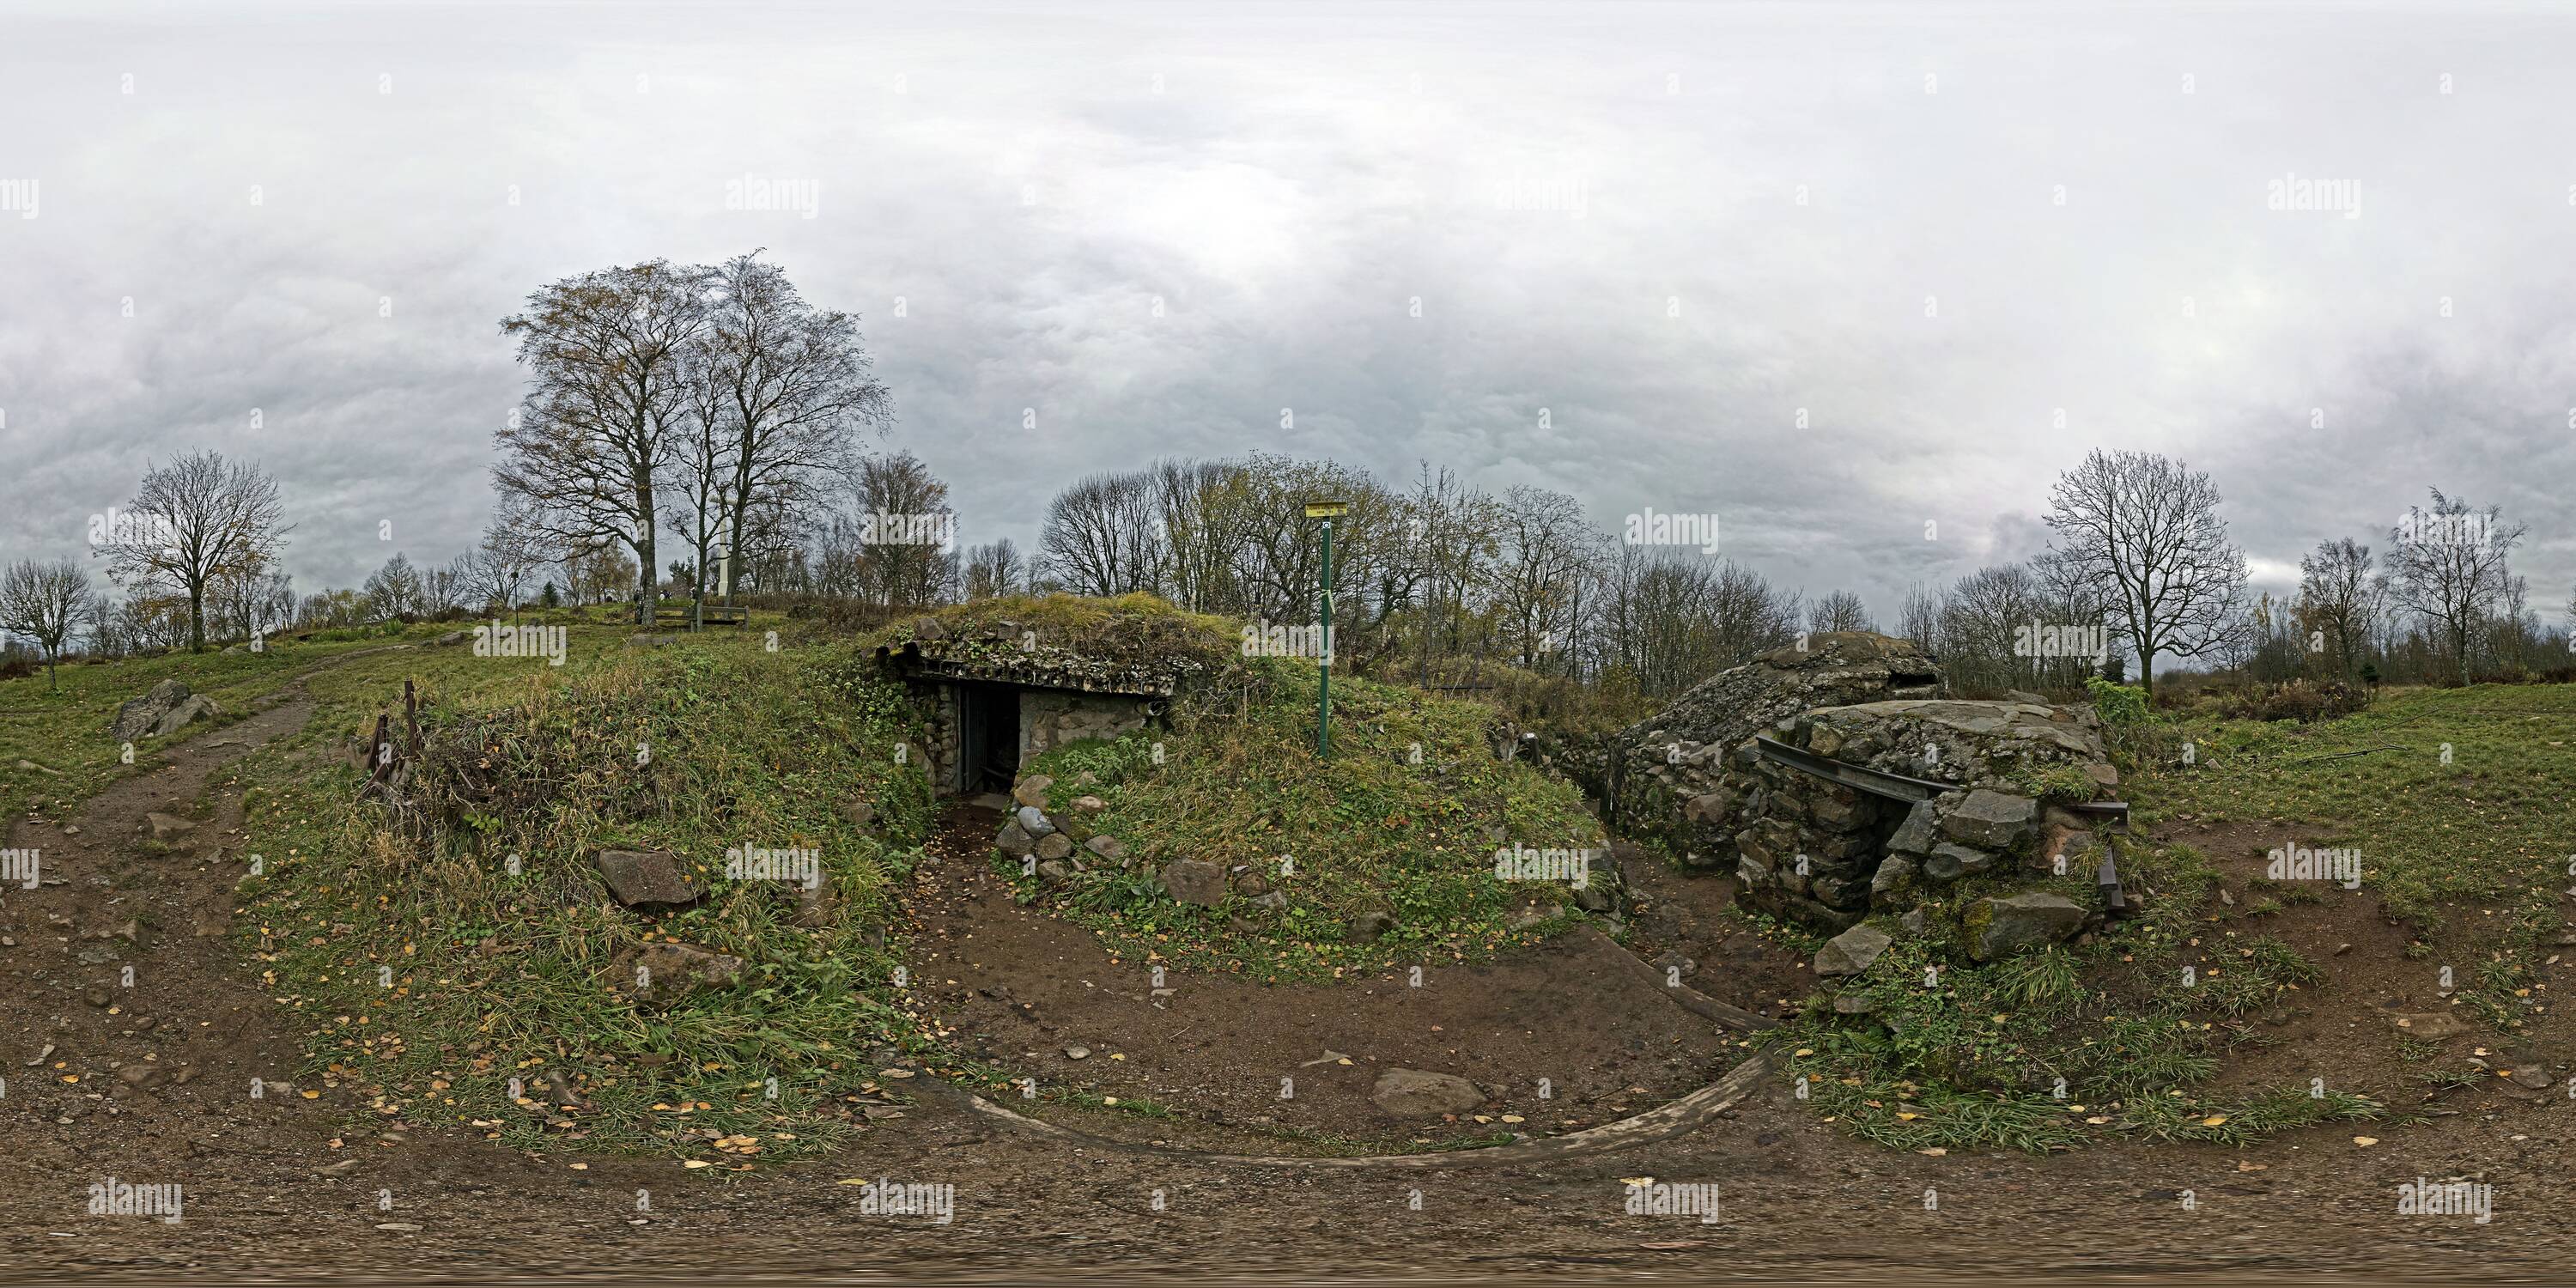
(1160, 860, 1226, 907)
(840, 799, 878, 829)
(1963, 892, 2087, 962)
(1063, 1045, 1090, 1060)
(1234, 871, 1271, 897)
(1015, 805, 1057, 838)
(1349, 909, 1399, 942)
(144, 812, 197, 843)
(994, 822, 1036, 859)
(592, 850, 705, 908)
(1071, 794, 1108, 814)
(1036, 860, 1071, 881)
(1922, 842, 1996, 882)
(1370, 1068, 1484, 1117)
(1814, 923, 1893, 976)
(1940, 790, 2038, 850)
(1084, 835, 1128, 864)
(1886, 801, 1938, 856)
(1012, 775, 1054, 810)
(116, 1061, 167, 1089)
(619, 941, 744, 1000)
(1034, 832, 1075, 862)
(2389, 1012, 2468, 1041)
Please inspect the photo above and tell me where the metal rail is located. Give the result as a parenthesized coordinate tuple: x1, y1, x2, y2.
(1748, 735, 2129, 826)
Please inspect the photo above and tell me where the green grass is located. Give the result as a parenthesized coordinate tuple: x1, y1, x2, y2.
(1006, 657, 1608, 980)
(229, 629, 943, 1164)
(1769, 681, 2576, 1152)
(0, 634, 428, 822)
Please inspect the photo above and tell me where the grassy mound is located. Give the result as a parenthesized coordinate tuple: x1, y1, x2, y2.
(236, 638, 940, 1163)
(882, 592, 1240, 674)
(1006, 657, 1608, 980)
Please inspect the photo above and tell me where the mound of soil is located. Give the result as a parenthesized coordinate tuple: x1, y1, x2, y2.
(904, 806, 1744, 1147)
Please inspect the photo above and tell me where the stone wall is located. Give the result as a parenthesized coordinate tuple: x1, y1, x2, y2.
(1724, 697, 2120, 955)
(1020, 690, 1157, 762)
(1571, 632, 1942, 869)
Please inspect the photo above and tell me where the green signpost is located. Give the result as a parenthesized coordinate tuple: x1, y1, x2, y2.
(1304, 499, 1348, 756)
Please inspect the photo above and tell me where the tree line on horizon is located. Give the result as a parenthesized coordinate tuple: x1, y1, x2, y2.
(5, 258, 2567, 702)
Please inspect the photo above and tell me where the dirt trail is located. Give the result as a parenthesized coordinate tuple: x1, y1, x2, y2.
(902, 805, 1748, 1149)
(2, 664, 2573, 1279)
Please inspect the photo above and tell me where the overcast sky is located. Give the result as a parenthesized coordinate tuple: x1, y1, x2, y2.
(5, 0, 2573, 624)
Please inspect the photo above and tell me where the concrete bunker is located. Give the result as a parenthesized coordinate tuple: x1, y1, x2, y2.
(876, 623, 1188, 797)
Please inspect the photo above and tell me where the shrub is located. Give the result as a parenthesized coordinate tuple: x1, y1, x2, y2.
(2215, 678, 2369, 724)
(2084, 677, 2150, 726)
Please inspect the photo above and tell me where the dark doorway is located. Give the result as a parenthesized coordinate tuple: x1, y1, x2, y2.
(956, 682, 1022, 793)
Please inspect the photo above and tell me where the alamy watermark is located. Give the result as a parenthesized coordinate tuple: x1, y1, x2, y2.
(856, 511, 955, 554)
(2267, 843, 2361, 890)
(2269, 172, 2359, 218)
(2013, 621, 2111, 665)
(2396, 509, 2494, 549)
(1494, 842, 1598, 890)
(853, 1178, 953, 1224)
(89, 1178, 183, 1224)
(2397, 1177, 2493, 1224)
(725, 844, 820, 890)
(724, 174, 819, 219)
(87, 506, 178, 550)
(1624, 1179, 1721, 1224)
(1242, 619, 1330, 662)
(473, 621, 567, 667)
(1624, 507, 1721, 555)
(0, 177, 35, 219)
(1493, 170, 1587, 219)
(1, 848, 36, 890)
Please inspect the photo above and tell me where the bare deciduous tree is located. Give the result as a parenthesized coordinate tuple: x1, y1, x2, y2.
(2039, 449, 2247, 694)
(495, 258, 711, 625)
(848, 450, 957, 607)
(1, 558, 100, 688)
(2296, 538, 2380, 680)
(98, 451, 290, 653)
(962, 538, 1026, 601)
(1807, 589, 1876, 634)
(2386, 489, 2526, 683)
(1039, 469, 1165, 598)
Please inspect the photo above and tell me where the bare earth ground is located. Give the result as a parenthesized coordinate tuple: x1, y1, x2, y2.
(3, 661, 2573, 1283)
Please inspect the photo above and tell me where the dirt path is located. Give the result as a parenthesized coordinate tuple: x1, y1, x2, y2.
(3, 674, 2573, 1280)
(902, 805, 1748, 1151)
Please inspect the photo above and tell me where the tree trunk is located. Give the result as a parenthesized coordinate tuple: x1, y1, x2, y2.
(2136, 647, 2154, 698)
(189, 583, 207, 653)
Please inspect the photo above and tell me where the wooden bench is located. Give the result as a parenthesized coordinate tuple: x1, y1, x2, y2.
(651, 604, 750, 629)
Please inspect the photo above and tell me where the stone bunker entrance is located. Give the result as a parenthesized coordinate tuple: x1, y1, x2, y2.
(877, 635, 1174, 797)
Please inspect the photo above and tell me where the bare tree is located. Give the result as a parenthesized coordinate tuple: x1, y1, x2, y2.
(495, 258, 711, 625)
(696, 252, 894, 605)
(1807, 589, 1876, 634)
(1039, 470, 1165, 598)
(2386, 489, 2527, 683)
(1152, 458, 1244, 613)
(1492, 485, 1600, 669)
(1, 558, 100, 688)
(848, 451, 957, 607)
(97, 451, 290, 653)
(2296, 538, 2379, 681)
(1897, 580, 1942, 654)
(362, 554, 427, 620)
(962, 538, 1026, 601)
(2038, 449, 2247, 695)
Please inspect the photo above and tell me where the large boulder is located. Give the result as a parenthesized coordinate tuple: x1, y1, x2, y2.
(1963, 892, 2089, 961)
(593, 849, 706, 908)
(111, 680, 193, 742)
(1370, 1068, 1485, 1117)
